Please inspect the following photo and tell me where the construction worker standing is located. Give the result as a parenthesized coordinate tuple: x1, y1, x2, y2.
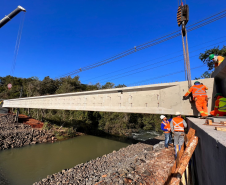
(160, 115, 173, 149)
(209, 54, 224, 68)
(210, 93, 226, 116)
(170, 112, 187, 158)
(183, 81, 208, 118)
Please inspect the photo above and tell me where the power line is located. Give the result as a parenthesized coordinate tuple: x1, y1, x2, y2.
(82, 35, 226, 83)
(90, 39, 226, 84)
(128, 64, 206, 86)
(97, 54, 199, 83)
(56, 9, 226, 79)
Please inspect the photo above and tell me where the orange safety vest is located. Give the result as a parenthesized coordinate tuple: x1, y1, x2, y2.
(190, 85, 207, 98)
(214, 56, 224, 67)
(172, 117, 184, 132)
(162, 120, 170, 133)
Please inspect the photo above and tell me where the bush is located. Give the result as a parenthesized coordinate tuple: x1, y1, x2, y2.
(66, 127, 76, 137)
(42, 122, 52, 130)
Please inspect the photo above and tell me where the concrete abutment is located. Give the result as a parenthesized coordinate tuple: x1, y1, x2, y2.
(187, 117, 226, 185)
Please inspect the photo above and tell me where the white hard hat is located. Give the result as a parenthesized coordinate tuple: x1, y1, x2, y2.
(160, 115, 166, 119)
(175, 112, 181, 115)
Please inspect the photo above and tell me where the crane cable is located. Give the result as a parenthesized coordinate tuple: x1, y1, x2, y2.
(11, 12, 26, 75)
(56, 9, 226, 79)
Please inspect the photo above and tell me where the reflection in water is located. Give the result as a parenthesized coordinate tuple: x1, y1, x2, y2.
(0, 135, 129, 185)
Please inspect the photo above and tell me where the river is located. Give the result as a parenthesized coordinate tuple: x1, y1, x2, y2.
(0, 131, 160, 185)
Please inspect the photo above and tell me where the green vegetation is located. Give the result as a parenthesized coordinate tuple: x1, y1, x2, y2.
(196, 46, 226, 79)
(199, 46, 226, 71)
(0, 75, 165, 136)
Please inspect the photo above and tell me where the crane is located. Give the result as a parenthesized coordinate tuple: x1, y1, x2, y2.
(0, 5, 26, 29)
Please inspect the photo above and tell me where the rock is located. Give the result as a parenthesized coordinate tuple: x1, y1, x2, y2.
(153, 144, 159, 150)
(0, 114, 55, 151)
(159, 141, 165, 148)
(144, 146, 153, 151)
(34, 139, 173, 185)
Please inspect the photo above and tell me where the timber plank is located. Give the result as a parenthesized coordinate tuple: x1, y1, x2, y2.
(215, 127, 226, 131)
(170, 136, 199, 185)
(203, 124, 226, 127)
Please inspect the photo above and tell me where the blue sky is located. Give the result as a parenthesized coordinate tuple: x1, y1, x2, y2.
(1, 0, 226, 87)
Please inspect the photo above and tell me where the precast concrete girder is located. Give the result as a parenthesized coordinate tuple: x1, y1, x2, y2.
(3, 78, 215, 116)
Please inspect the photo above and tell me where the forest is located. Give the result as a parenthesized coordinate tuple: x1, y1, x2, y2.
(0, 75, 163, 136)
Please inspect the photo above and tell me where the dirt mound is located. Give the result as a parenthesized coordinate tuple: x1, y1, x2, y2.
(18, 114, 43, 128)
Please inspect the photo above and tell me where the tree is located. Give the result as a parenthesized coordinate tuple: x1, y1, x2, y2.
(200, 71, 212, 78)
(199, 46, 226, 70)
(101, 82, 115, 89)
(115, 84, 127, 88)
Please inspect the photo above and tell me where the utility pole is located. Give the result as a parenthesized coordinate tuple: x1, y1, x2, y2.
(177, 2, 191, 88)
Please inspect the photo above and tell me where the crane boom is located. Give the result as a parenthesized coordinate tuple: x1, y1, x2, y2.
(0, 5, 26, 29)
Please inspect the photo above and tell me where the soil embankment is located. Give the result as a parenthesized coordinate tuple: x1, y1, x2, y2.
(34, 142, 174, 185)
(18, 114, 44, 128)
(0, 114, 54, 150)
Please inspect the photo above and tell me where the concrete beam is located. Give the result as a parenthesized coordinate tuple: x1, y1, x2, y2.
(3, 79, 215, 116)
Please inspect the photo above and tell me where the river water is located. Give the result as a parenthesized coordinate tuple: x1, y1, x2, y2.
(0, 131, 160, 185)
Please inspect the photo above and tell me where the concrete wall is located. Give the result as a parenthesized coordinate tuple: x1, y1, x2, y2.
(3, 79, 214, 116)
(212, 58, 226, 97)
(187, 117, 226, 185)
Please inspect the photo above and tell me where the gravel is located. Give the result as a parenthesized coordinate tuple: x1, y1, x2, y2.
(0, 114, 55, 150)
(34, 141, 175, 185)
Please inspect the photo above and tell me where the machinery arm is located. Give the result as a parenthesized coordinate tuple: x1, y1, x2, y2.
(0, 5, 26, 29)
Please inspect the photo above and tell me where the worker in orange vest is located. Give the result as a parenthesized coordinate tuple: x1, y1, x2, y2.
(170, 112, 187, 158)
(183, 81, 208, 118)
(160, 115, 173, 149)
(210, 93, 226, 116)
(209, 54, 225, 68)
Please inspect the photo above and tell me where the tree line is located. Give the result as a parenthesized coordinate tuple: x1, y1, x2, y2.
(0, 75, 162, 136)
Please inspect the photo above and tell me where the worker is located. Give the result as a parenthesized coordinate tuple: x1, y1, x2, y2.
(0, 101, 3, 105)
(160, 115, 173, 149)
(210, 93, 226, 116)
(170, 112, 187, 158)
(209, 54, 225, 68)
(183, 81, 208, 118)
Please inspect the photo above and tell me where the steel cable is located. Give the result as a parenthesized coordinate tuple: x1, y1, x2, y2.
(94, 39, 226, 83)
(128, 64, 206, 86)
(56, 10, 226, 78)
(11, 12, 26, 75)
(82, 35, 226, 83)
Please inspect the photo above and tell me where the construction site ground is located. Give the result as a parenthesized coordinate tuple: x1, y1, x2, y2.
(18, 114, 44, 128)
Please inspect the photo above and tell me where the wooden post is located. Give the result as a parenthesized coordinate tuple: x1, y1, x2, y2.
(165, 128, 196, 185)
(170, 136, 198, 185)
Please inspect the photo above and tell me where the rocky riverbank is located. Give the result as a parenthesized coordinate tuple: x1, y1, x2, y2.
(34, 141, 175, 185)
(0, 114, 55, 150)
